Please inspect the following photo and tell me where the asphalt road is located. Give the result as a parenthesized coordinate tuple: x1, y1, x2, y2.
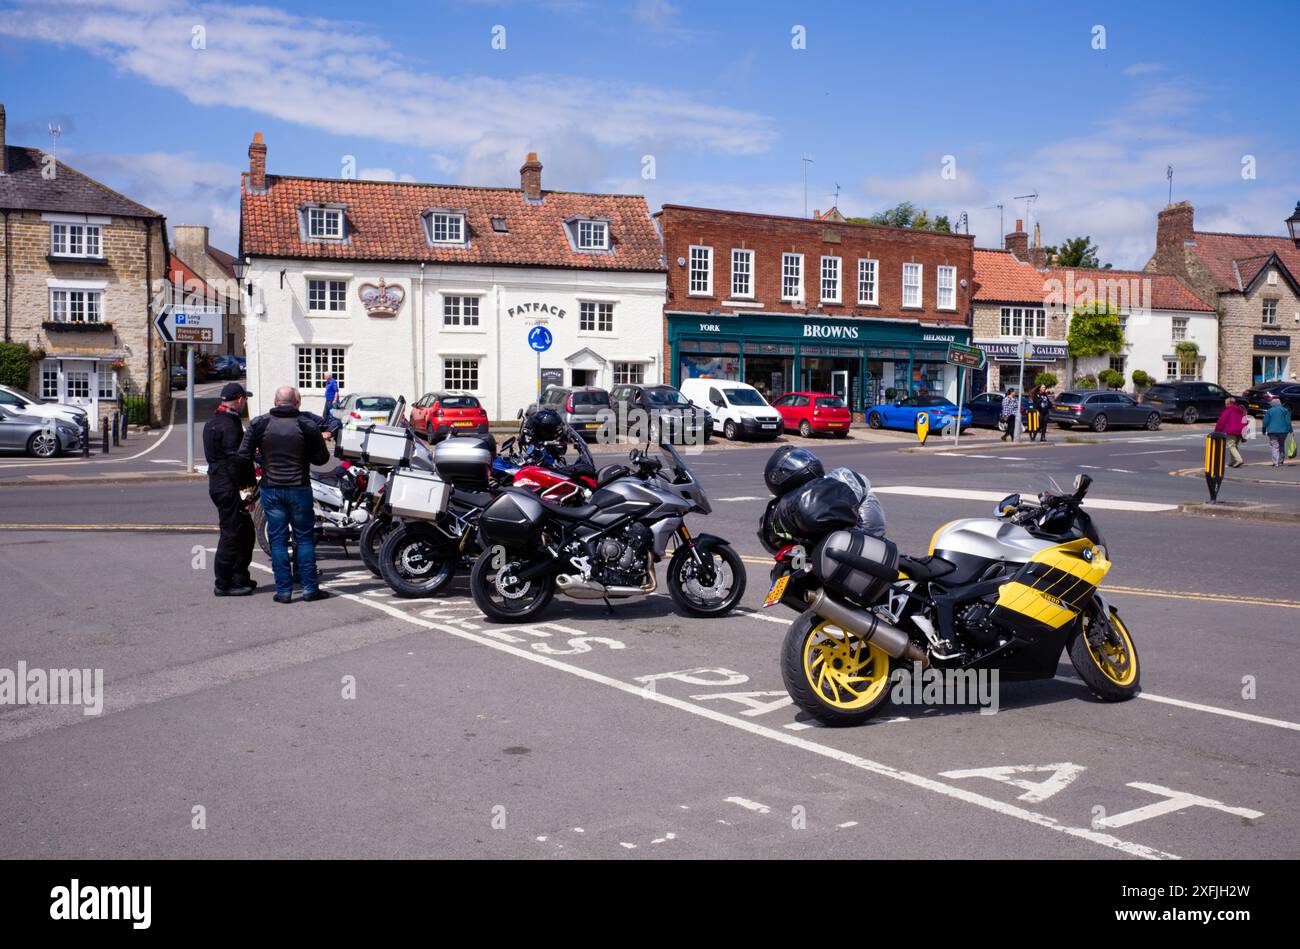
(0, 434, 1297, 860)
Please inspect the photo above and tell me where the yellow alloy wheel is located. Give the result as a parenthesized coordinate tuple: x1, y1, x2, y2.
(1084, 610, 1138, 687)
(803, 621, 891, 709)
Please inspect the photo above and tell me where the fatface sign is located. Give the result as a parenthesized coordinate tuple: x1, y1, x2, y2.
(507, 302, 567, 320)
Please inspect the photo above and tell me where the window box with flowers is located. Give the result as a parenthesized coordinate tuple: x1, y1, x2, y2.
(42, 320, 114, 333)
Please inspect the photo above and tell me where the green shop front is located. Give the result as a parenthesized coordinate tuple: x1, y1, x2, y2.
(668, 311, 971, 415)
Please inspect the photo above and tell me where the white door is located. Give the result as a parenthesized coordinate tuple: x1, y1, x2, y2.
(831, 370, 849, 400)
(61, 360, 98, 427)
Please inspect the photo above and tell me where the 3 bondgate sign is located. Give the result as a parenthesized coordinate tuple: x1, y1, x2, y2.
(1254, 334, 1291, 350)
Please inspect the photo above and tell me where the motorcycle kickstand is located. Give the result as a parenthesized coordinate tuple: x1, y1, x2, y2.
(602, 596, 615, 616)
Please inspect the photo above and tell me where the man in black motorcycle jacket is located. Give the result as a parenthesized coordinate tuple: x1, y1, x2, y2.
(238, 386, 332, 603)
(204, 382, 257, 596)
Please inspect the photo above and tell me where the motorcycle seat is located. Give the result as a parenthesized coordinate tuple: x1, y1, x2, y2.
(451, 489, 495, 508)
(500, 486, 597, 521)
(314, 468, 347, 488)
(897, 555, 956, 583)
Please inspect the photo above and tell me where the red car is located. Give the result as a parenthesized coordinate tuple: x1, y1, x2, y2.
(410, 391, 489, 440)
(771, 391, 852, 438)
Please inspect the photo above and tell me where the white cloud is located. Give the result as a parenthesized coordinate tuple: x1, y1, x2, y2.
(357, 168, 416, 182)
(1123, 62, 1166, 76)
(0, 0, 772, 159)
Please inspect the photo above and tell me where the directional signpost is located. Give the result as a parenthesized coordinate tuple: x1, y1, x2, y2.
(155, 305, 225, 472)
(946, 342, 986, 447)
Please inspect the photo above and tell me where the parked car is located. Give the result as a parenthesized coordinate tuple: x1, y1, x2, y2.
(0, 384, 88, 427)
(865, 394, 971, 432)
(169, 365, 188, 390)
(0, 405, 82, 458)
(1241, 381, 1300, 419)
(771, 391, 851, 438)
(1050, 391, 1161, 432)
(610, 383, 712, 443)
(1138, 380, 1234, 424)
(336, 393, 399, 426)
(209, 355, 243, 379)
(679, 378, 782, 441)
(410, 391, 490, 439)
(526, 386, 614, 439)
(966, 391, 1030, 430)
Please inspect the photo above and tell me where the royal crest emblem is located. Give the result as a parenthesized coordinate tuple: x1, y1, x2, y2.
(358, 278, 405, 317)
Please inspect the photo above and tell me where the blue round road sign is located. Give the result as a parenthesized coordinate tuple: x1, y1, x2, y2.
(528, 326, 553, 353)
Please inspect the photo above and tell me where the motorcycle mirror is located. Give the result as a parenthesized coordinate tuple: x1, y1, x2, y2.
(996, 493, 1020, 516)
(1073, 473, 1092, 499)
(516, 408, 524, 420)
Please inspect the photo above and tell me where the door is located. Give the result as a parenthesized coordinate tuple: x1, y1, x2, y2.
(1113, 393, 1142, 424)
(62, 360, 97, 423)
(831, 371, 849, 401)
(1201, 384, 1229, 418)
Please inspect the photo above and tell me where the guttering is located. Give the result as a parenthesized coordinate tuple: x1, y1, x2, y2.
(2, 209, 10, 342)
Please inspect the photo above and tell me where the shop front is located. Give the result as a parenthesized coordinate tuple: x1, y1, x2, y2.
(669, 312, 972, 414)
(972, 339, 1069, 393)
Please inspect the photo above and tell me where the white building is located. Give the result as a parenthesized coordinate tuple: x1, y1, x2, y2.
(238, 137, 666, 419)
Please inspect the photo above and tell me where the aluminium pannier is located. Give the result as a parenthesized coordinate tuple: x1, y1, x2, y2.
(337, 423, 414, 467)
(387, 467, 450, 518)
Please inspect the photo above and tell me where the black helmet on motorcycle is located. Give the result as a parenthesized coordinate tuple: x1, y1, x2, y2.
(763, 445, 823, 497)
(525, 407, 564, 443)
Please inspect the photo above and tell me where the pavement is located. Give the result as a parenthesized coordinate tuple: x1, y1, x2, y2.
(1, 427, 1297, 861)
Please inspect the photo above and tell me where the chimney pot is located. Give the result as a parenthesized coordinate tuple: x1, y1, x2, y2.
(0, 102, 7, 175)
(520, 152, 543, 202)
(248, 132, 267, 193)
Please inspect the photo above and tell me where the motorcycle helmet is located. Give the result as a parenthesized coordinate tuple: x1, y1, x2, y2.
(525, 407, 564, 444)
(763, 445, 824, 497)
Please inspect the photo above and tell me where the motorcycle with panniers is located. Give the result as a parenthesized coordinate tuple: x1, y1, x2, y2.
(761, 458, 1140, 726)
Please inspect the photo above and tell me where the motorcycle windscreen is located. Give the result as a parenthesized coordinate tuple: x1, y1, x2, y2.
(478, 491, 547, 548)
(988, 538, 1110, 637)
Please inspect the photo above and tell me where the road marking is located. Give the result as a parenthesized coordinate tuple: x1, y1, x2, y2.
(939, 763, 1087, 804)
(0, 399, 177, 470)
(1105, 584, 1300, 611)
(270, 571, 1179, 859)
(714, 496, 765, 502)
(870, 485, 1178, 512)
(1114, 449, 1186, 456)
(1093, 783, 1263, 829)
(725, 797, 771, 814)
(1057, 673, 1300, 733)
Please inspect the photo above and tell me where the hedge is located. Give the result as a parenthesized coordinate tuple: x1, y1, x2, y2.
(0, 343, 37, 390)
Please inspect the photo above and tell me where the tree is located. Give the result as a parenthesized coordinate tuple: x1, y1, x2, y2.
(1099, 368, 1125, 389)
(1131, 369, 1151, 391)
(1066, 301, 1125, 384)
(1034, 371, 1058, 390)
(1045, 235, 1111, 269)
(849, 202, 952, 232)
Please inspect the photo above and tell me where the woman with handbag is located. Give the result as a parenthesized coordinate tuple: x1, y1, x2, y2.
(1214, 398, 1249, 468)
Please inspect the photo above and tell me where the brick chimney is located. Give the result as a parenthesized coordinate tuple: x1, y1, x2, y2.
(0, 102, 7, 175)
(1027, 221, 1048, 268)
(248, 132, 267, 193)
(520, 152, 543, 202)
(1156, 201, 1194, 253)
(173, 225, 210, 267)
(1005, 218, 1028, 260)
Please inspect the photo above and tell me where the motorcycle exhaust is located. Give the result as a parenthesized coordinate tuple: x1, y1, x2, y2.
(805, 588, 928, 665)
(556, 569, 657, 601)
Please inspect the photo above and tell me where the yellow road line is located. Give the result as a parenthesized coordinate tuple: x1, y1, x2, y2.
(740, 555, 1300, 610)
(0, 523, 215, 532)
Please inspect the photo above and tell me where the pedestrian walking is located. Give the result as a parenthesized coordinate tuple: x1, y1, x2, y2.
(1027, 384, 1052, 442)
(203, 383, 257, 597)
(1214, 397, 1249, 468)
(1261, 396, 1295, 467)
(238, 386, 332, 603)
(323, 372, 339, 423)
(999, 387, 1019, 442)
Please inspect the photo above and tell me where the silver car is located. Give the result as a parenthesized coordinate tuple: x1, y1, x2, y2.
(0, 406, 83, 457)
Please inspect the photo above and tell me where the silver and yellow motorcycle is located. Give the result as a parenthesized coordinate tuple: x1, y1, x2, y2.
(762, 472, 1140, 726)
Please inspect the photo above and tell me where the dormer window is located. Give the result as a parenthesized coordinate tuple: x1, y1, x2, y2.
(428, 212, 466, 244)
(576, 220, 609, 250)
(491, 217, 509, 233)
(307, 207, 344, 240)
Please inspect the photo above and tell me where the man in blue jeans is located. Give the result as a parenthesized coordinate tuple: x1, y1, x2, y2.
(239, 385, 332, 603)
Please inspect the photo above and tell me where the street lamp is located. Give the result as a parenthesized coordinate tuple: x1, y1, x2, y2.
(232, 257, 251, 297)
(1286, 202, 1300, 245)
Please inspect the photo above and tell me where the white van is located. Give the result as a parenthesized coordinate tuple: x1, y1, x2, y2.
(679, 378, 782, 441)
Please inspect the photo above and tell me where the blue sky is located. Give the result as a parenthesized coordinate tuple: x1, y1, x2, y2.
(2, 0, 1297, 268)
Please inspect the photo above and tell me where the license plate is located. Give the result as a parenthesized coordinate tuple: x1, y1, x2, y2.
(452, 421, 473, 427)
(584, 422, 600, 429)
(763, 574, 789, 608)
(828, 422, 846, 427)
(761, 423, 777, 429)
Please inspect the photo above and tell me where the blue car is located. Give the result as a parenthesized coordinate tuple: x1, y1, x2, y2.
(866, 394, 972, 432)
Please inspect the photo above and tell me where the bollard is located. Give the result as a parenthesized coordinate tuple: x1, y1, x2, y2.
(80, 417, 90, 458)
(101, 422, 110, 455)
(120, 411, 128, 442)
(111, 411, 120, 446)
(1205, 432, 1226, 502)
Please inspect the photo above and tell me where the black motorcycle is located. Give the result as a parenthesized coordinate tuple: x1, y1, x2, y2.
(469, 439, 745, 623)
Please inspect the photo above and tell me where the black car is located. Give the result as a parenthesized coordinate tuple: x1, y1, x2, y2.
(1138, 381, 1234, 424)
(966, 391, 1030, 430)
(1049, 391, 1161, 432)
(609, 383, 712, 443)
(1241, 381, 1300, 419)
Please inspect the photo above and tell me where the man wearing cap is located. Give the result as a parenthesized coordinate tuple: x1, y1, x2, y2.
(203, 382, 257, 596)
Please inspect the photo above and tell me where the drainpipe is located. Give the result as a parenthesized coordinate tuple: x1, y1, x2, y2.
(145, 217, 160, 425)
(417, 261, 426, 395)
(2, 209, 10, 342)
(494, 277, 502, 421)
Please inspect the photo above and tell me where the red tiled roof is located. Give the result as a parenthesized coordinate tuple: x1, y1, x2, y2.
(1190, 231, 1300, 292)
(972, 249, 1050, 302)
(974, 249, 1212, 312)
(1046, 267, 1214, 312)
(168, 255, 222, 301)
(240, 174, 664, 272)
